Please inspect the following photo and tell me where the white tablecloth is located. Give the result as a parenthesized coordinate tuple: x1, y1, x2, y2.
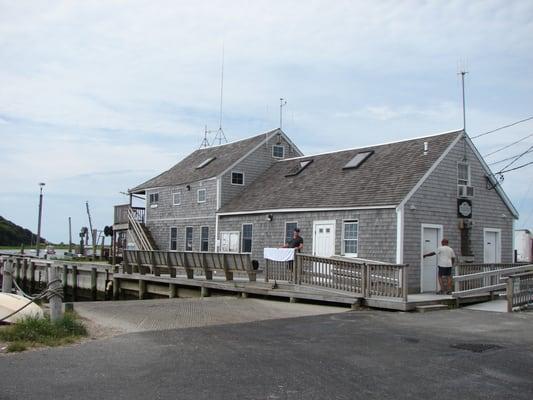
(263, 248, 295, 262)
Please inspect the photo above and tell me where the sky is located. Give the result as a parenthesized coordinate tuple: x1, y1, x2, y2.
(0, 0, 532, 243)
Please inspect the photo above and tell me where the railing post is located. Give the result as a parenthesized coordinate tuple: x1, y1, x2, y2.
(265, 259, 269, 283)
(506, 277, 513, 313)
(293, 253, 299, 285)
(402, 265, 408, 302)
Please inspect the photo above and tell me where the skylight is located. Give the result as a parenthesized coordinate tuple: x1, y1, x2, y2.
(342, 151, 373, 169)
(285, 159, 313, 177)
(196, 157, 216, 169)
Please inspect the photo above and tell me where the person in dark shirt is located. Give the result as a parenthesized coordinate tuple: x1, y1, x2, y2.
(284, 228, 304, 253)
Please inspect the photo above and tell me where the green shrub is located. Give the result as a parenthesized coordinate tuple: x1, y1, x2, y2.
(0, 313, 88, 351)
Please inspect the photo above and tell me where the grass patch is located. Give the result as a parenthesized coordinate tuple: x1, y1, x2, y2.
(0, 313, 88, 352)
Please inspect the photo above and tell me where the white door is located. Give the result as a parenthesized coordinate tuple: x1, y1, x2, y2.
(220, 232, 240, 253)
(313, 221, 336, 257)
(484, 230, 500, 263)
(421, 226, 440, 292)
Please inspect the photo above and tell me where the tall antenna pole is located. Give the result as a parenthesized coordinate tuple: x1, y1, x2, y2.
(213, 43, 228, 146)
(459, 70, 468, 132)
(279, 98, 287, 129)
(68, 216, 72, 253)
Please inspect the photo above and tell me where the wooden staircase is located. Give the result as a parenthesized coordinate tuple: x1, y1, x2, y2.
(128, 208, 157, 251)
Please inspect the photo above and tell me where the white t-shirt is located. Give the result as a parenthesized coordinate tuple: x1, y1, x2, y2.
(435, 246, 456, 268)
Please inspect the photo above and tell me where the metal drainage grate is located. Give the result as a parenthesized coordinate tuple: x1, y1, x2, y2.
(451, 343, 502, 353)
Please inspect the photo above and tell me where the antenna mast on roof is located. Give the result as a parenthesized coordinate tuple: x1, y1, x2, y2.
(458, 62, 469, 161)
(212, 43, 228, 146)
(279, 98, 287, 130)
(199, 125, 211, 149)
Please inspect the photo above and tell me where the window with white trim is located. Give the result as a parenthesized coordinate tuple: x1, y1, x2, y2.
(457, 162, 470, 185)
(149, 193, 159, 204)
(272, 145, 285, 158)
(197, 188, 206, 203)
(173, 191, 182, 205)
(343, 220, 358, 256)
(170, 227, 178, 251)
(242, 224, 253, 253)
(201, 226, 209, 252)
(185, 227, 193, 251)
(231, 171, 244, 185)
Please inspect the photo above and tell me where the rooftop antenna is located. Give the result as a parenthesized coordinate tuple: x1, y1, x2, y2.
(458, 62, 469, 160)
(279, 98, 287, 129)
(212, 43, 228, 146)
(199, 125, 211, 149)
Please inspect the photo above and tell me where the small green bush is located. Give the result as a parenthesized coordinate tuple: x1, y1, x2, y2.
(0, 313, 88, 352)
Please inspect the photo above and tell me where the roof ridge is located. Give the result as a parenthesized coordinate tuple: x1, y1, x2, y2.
(280, 129, 464, 162)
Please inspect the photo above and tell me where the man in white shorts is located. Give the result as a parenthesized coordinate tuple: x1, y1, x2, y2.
(423, 238, 456, 295)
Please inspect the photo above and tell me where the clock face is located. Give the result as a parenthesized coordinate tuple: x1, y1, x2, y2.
(457, 199, 472, 218)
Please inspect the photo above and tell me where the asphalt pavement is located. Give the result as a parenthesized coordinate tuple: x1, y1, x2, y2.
(1, 307, 532, 400)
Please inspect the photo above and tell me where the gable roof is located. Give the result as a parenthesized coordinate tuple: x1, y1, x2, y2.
(218, 130, 464, 213)
(130, 128, 290, 193)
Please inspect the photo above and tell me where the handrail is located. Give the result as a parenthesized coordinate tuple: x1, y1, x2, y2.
(506, 271, 533, 312)
(127, 209, 153, 251)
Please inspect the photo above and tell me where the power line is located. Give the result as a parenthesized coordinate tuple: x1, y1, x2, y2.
(500, 160, 533, 174)
(471, 115, 533, 139)
(483, 132, 533, 157)
(488, 148, 533, 166)
(497, 145, 533, 173)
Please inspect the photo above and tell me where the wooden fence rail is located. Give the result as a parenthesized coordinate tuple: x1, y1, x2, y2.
(506, 271, 533, 312)
(453, 264, 533, 297)
(123, 250, 257, 282)
(265, 253, 408, 300)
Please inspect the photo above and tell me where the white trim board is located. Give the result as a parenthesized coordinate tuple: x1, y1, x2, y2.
(217, 205, 397, 216)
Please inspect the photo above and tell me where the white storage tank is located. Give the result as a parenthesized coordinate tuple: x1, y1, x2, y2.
(514, 229, 533, 262)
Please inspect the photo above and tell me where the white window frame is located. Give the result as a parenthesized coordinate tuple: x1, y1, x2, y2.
(457, 162, 470, 186)
(172, 191, 182, 206)
(231, 171, 245, 186)
(200, 226, 209, 252)
(272, 145, 285, 158)
(284, 221, 298, 245)
(241, 223, 253, 253)
(185, 226, 193, 252)
(149, 192, 159, 208)
(342, 220, 359, 257)
(169, 227, 178, 251)
(197, 188, 207, 203)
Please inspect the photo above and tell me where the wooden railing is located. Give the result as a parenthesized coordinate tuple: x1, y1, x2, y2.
(123, 250, 257, 281)
(127, 209, 153, 251)
(265, 253, 408, 300)
(505, 271, 533, 312)
(453, 263, 533, 297)
(114, 205, 145, 225)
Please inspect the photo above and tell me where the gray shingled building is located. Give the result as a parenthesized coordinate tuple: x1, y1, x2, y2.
(122, 128, 518, 293)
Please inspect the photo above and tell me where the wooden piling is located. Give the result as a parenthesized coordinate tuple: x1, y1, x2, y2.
(200, 286, 210, 298)
(113, 278, 120, 300)
(169, 283, 177, 298)
(2, 258, 13, 293)
(62, 265, 68, 301)
(29, 261, 35, 293)
(139, 279, 146, 299)
(71, 265, 78, 301)
(91, 267, 97, 301)
(21, 258, 28, 291)
(48, 265, 62, 322)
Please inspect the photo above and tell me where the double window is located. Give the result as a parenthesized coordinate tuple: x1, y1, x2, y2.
(285, 222, 298, 245)
(185, 227, 193, 251)
(149, 193, 159, 204)
(242, 224, 253, 253)
(197, 188, 207, 203)
(272, 145, 285, 158)
(201, 226, 209, 252)
(231, 171, 244, 185)
(342, 220, 358, 256)
(170, 227, 178, 251)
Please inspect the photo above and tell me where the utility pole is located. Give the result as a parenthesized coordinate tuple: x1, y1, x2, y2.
(36, 182, 45, 256)
(279, 98, 287, 129)
(68, 217, 73, 253)
(86, 201, 96, 260)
